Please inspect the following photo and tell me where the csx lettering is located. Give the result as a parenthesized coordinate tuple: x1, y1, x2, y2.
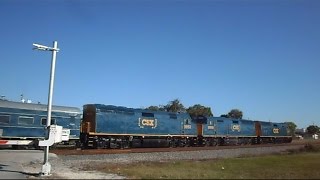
(232, 125, 240, 131)
(273, 128, 279, 134)
(141, 119, 154, 126)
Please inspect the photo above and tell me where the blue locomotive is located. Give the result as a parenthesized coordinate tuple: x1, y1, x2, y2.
(80, 104, 292, 149)
(202, 117, 292, 146)
(80, 104, 198, 148)
(0, 99, 82, 148)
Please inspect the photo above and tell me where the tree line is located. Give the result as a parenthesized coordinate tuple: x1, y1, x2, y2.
(144, 98, 319, 137)
(145, 98, 242, 119)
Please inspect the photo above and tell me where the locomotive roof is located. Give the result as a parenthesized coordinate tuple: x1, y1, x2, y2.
(207, 116, 280, 124)
(0, 99, 81, 114)
(84, 104, 287, 125)
(84, 104, 189, 115)
(91, 104, 136, 112)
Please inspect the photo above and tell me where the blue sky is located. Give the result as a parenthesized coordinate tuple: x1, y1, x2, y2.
(0, 0, 319, 128)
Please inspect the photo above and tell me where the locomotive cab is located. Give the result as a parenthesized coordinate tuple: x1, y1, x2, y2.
(81, 105, 97, 134)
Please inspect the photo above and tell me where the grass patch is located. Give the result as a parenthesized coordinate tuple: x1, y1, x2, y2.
(83, 144, 320, 179)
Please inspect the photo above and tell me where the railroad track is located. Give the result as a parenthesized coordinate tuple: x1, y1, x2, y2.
(50, 139, 320, 156)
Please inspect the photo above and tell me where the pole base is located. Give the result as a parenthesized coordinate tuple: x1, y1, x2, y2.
(40, 162, 52, 176)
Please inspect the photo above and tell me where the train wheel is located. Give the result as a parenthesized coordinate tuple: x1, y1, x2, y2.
(218, 138, 224, 146)
(204, 139, 210, 147)
(178, 139, 186, 147)
(121, 139, 129, 149)
(185, 139, 191, 147)
(169, 139, 177, 148)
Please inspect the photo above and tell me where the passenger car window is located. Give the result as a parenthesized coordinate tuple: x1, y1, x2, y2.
(41, 118, 56, 125)
(18, 116, 34, 125)
(0, 115, 10, 124)
(70, 117, 76, 124)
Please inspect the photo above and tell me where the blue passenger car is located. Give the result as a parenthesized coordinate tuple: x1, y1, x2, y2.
(80, 104, 198, 148)
(0, 99, 82, 146)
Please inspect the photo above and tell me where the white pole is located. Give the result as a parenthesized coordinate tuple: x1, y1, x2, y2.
(41, 41, 58, 176)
